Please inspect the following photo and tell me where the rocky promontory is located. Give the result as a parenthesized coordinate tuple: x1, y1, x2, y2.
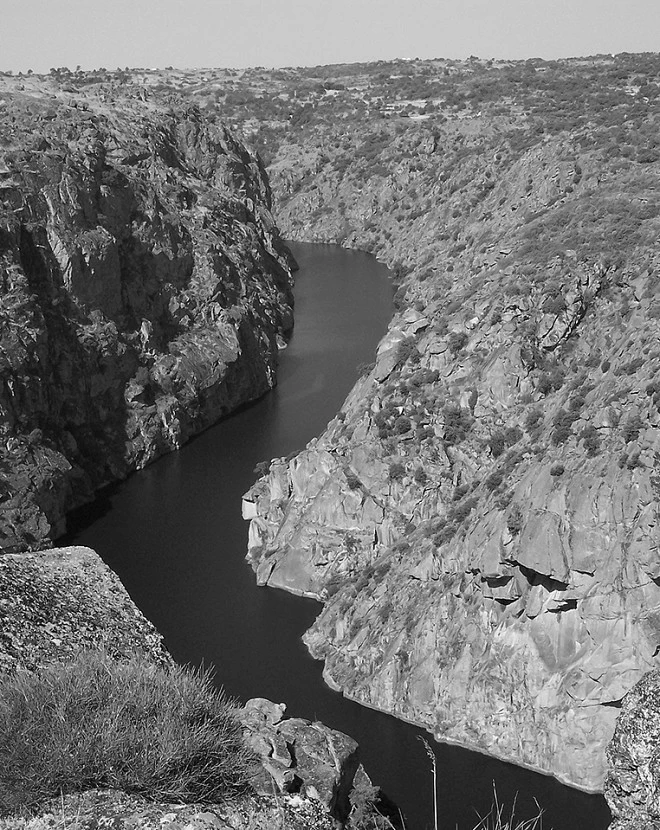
(0, 74, 294, 552)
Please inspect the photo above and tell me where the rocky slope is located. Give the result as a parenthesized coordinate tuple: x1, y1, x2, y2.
(235, 54, 660, 792)
(0, 74, 294, 552)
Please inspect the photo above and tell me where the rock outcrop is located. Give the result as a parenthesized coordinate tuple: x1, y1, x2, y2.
(0, 545, 170, 674)
(605, 671, 660, 830)
(0, 788, 340, 830)
(0, 75, 294, 552)
(240, 697, 360, 823)
(237, 55, 660, 792)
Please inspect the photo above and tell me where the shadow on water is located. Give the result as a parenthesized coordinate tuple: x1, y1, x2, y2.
(63, 242, 611, 830)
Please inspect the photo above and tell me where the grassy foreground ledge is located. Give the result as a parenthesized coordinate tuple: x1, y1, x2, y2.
(0, 652, 255, 816)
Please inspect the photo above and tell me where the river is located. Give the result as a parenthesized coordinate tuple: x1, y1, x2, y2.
(63, 241, 611, 830)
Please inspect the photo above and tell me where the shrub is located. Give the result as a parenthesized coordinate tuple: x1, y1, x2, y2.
(453, 483, 471, 501)
(389, 462, 406, 481)
(489, 426, 523, 457)
(622, 414, 644, 443)
(394, 415, 412, 434)
(580, 425, 602, 456)
(486, 469, 504, 490)
(550, 463, 565, 476)
(253, 460, 271, 478)
(433, 524, 457, 546)
(395, 337, 419, 365)
(0, 652, 254, 816)
(551, 410, 578, 445)
(488, 430, 507, 458)
(537, 366, 565, 395)
(506, 504, 524, 535)
(443, 403, 473, 445)
(414, 466, 428, 485)
(524, 407, 543, 432)
(448, 331, 469, 354)
(452, 496, 478, 523)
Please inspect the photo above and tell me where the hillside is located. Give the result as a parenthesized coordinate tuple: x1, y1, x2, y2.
(211, 54, 660, 794)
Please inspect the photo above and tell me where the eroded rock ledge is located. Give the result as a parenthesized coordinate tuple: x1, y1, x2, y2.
(0, 76, 294, 552)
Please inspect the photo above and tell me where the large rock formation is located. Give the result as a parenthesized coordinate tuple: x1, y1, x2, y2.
(0, 545, 170, 674)
(237, 55, 660, 792)
(240, 697, 360, 823)
(0, 75, 294, 552)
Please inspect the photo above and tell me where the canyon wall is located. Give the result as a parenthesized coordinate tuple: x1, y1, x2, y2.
(238, 56, 660, 792)
(0, 76, 294, 551)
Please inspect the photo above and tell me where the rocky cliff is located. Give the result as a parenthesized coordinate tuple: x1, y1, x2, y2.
(0, 74, 294, 552)
(237, 54, 660, 792)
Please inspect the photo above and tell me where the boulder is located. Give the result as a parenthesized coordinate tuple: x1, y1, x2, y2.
(239, 698, 360, 824)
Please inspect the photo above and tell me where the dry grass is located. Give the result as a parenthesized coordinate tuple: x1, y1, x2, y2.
(473, 787, 545, 830)
(0, 651, 255, 816)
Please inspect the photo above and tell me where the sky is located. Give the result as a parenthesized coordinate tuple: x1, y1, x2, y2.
(2, 0, 659, 74)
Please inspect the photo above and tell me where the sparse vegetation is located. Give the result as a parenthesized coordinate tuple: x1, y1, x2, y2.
(0, 652, 254, 816)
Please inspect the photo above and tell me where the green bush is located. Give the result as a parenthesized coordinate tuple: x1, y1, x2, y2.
(443, 403, 473, 444)
(551, 409, 578, 445)
(414, 466, 428, 485)
(448, 331, 469, 354)
(0, 652, 254, 816)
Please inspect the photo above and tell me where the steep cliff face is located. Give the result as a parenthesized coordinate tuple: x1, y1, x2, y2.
(0, 76, 294, 552)
(240, 55, 660, 791)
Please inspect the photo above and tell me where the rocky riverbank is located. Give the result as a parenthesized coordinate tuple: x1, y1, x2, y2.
(0, 74, 294, 553)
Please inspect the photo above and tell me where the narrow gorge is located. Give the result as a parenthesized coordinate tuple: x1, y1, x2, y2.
(3, 56, 660, 830)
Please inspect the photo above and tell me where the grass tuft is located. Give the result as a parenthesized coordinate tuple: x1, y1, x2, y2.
(0, 651, 255, 816)
(473, 786, 545, 830)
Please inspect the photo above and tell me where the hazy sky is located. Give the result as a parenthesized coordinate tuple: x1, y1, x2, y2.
(3, 0, 659, 74)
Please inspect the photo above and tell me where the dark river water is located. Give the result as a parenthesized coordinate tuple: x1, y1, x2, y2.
(64, 242, 611, 830)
